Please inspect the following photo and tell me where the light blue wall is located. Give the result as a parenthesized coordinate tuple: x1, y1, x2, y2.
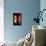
(40, 0, 46, 44)
(4, 0, 40, 42)
(40, 0, 46, 27)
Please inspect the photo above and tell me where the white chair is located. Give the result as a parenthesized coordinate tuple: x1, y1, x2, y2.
(31, 25, 46, 46)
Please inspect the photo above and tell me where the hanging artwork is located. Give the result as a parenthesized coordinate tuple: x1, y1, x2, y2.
(13, 13, 22, 25)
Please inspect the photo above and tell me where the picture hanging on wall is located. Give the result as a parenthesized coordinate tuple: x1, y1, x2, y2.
(13, 13, 22, 25)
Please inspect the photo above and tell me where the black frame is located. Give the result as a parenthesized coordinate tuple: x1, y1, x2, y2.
(13, 13, 22, 25)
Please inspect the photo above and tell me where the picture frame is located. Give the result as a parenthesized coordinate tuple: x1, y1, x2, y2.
(13, 13, 22, 25)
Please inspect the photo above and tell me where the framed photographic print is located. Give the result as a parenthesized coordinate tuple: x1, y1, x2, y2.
(13, 13, 22, 25)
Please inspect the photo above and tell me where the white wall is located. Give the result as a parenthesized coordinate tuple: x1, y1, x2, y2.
(0, 0, 4, 42)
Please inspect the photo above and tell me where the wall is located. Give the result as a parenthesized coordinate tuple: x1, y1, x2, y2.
(40, 0, 46, 45)
(4, 0, 40, 42)
(40, 0, 46, 26)
(0, 0, 4, 42)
